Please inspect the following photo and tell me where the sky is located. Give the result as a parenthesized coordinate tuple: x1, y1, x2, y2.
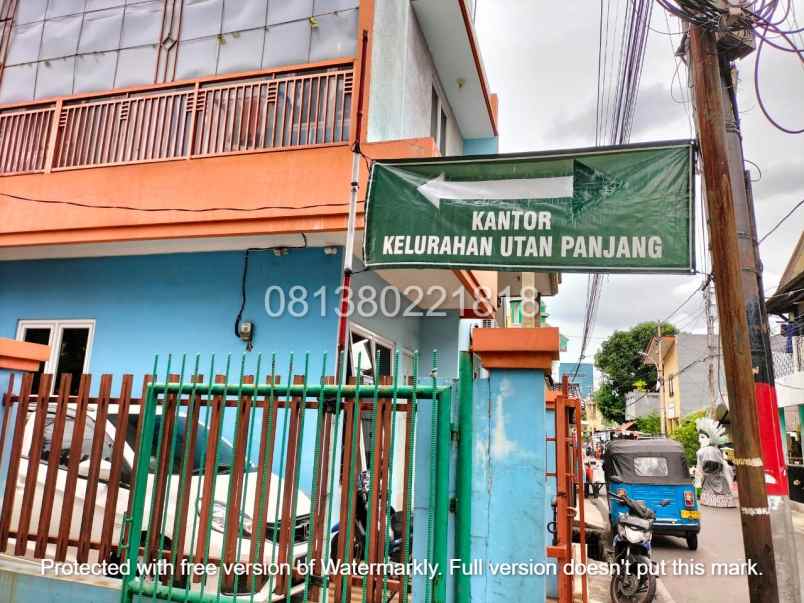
(475, 1, 804, 379)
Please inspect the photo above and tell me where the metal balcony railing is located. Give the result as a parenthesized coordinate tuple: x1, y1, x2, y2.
(0, 63, 353, 176)
(773, 336, 804, 378)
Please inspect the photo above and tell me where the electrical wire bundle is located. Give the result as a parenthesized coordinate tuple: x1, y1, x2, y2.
(657, 0, 804, 133)
(596, 0, 655, 145)
(572, 274, 604, 380)
(574, 0, 654, 380)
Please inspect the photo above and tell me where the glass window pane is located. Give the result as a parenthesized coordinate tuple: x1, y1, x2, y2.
(180, 0, 224, 40)
(309, 9, 356, 62)
(58, 415, 96, 464)
(46, 0, 87, 19)
(115, 45, 157, 87)
(175, 36, 220, 80)
(35, 56, 76, 98)
(313, 0, 359, 15)
(634, 457, 669, 477)
(0, 64, 38, 103)
(268, 0, 313, 25)
(16, 0, 48, 24)
(262, 20, 309, 68)
(121, 1, 162, 48)
(22, 327, 51, 346)
(74, 51, 118, 93)
(78, 7, 124, 53)
(5, 22, 44, 66)
(217, 29, 263, 74)
(55, 327, 90, 396)
(430, 88, 438, 140)
(222, 0, 267, 34)
(40, 14, 82, 60)
(22, 327, 51, 393)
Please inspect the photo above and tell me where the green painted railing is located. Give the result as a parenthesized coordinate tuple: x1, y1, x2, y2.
(119, 350, 454, 603)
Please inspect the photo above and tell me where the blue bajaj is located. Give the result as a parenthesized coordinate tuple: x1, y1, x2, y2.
(603, 439, 701, 551)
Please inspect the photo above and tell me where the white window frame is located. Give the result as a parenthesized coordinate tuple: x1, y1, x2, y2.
(430, 86, 449, 157)
(350, 323, 394, 354)
(15, 319, 96, 389)
(349, 323, 419, 378)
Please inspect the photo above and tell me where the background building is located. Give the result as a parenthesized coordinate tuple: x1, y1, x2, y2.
(641, 332, 728, 431)
(558, 361, 593, 399)
(625, 390, 661, 422)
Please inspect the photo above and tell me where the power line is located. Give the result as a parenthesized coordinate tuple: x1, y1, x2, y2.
(0, 191, 361, 213)
(662, 273, 712, 324)
(758, 198, 804, 244)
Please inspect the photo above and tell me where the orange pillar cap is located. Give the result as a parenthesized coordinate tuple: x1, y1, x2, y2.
(471, 327, 560, 370)
(0, 338, 50, 372)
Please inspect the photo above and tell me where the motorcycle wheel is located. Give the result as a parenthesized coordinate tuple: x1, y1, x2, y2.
(610, 571, 656, 603)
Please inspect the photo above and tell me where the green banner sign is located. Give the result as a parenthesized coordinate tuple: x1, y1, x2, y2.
(363, 141, 695, 273)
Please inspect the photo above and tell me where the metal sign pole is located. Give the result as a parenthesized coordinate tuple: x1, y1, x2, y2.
(336, 30, 369, 382)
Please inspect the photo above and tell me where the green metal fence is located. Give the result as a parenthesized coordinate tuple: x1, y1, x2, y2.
(118, 350, 452, 603)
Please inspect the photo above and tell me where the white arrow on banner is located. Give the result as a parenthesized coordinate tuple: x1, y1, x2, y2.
(416, 173, 575, 209)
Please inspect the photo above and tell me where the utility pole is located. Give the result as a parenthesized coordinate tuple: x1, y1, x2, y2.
(657, 323, 666, 436)
(704, 279, 718, 415)
(688, 24, 779, 602)
(710, 36, 801, 603)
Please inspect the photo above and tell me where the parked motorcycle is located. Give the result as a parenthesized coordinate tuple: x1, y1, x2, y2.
(329, 471, 411, 565)
(608, 490, 657, 603)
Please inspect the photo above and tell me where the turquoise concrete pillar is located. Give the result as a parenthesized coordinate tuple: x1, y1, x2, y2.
(467, 328, 560, 603)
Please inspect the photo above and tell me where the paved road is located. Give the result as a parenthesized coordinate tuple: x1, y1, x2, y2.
(651, 504, 804, 603)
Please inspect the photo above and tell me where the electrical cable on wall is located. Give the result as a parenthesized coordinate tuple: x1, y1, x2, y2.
(233, 235, 308, 352)
(0, 191, 365, 213)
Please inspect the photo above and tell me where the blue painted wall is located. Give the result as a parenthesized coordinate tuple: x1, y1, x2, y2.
(0, 250, 462, 388)
(0, 249, 344, 386)
(419, 311, 460, 382)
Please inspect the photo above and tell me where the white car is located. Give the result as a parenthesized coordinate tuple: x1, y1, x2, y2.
(9, 401, 313, 600)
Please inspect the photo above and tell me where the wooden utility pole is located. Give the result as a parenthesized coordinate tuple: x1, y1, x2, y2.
(657, 323, 666, 436)
(718, 53, 801, 601)
(688, 25, 778, 602)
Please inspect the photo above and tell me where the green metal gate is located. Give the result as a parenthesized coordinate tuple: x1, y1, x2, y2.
(119, 350, 452, 603)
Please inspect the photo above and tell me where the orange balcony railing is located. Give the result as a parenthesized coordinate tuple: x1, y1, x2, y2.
(0, 62, 353, 176)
